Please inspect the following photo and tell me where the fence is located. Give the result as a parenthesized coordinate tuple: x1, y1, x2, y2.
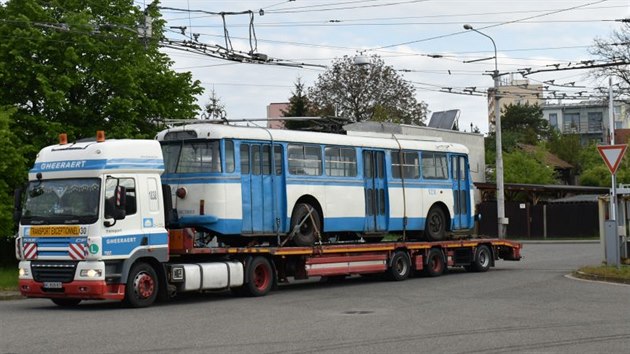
(477, 201, 599, 239)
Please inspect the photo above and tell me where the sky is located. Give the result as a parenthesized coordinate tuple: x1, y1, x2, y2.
(145, 0, 630, 133)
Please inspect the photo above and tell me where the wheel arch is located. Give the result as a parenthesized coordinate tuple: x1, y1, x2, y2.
(291, 194, 324, 232)
(428, 201, 451, 231)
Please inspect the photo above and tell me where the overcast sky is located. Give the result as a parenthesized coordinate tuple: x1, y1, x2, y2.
(148, 0, 630, 133)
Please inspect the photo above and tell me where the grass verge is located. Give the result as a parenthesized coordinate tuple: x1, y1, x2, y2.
(0, 266, 18, 291)
(574, 264, 630, 285)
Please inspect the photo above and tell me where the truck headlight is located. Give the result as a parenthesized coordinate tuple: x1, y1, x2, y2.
(80, 269, 102, 278)
(18, 267, 29, 277)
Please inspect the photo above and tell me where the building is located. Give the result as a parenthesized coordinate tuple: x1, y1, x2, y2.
(487, 78, 544, 132)
(541, 100, 630, 145)
(266, 102, 289, 129)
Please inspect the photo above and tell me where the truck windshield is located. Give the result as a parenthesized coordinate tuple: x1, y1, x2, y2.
(21, 178, 100, 225)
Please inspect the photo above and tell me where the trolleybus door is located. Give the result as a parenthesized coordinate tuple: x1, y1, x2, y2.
(363, 150, 388, 232)
(240, 143, 276, 234)
(451, 154, 472, 229)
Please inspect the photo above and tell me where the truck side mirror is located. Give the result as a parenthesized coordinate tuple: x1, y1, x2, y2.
(13, 188, 23, 224)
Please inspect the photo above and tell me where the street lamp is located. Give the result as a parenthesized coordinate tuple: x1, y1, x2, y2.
(463, 24, 508, 239)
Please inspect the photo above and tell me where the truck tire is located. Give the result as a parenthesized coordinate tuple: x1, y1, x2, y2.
(424, 206, 446, 241)
(124, 262, 158, 308)
(51, 298, 81, 307)
(386, 250, 411, 281)
(242, 256, 274, 297)
(290, 203, 321, 246)
(423, 248, 445, 277)
(470, 245, 492, 272)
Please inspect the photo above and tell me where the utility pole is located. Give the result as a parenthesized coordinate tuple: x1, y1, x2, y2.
(464, 24, 508, 239)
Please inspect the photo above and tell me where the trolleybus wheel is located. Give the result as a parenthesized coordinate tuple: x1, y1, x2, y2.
(424, 207, 446, 241)
(290, 203, 321, 246)
(387, 250, 411, 281)
(243, 256, 274, 297)
(470, 245, 492, 272)
(51, 298, 81, 307)
(124, 262, 158, 308)
(423, 248, 445, 277)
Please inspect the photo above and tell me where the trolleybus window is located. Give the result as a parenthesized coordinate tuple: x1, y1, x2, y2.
(240, 144, 250, 174)
(392, 151, 419, 179)
(325, 147, 357, 177)
(225, 141, 235, 173)
(422, 152, 448, 179)
(288, 144, 322, 176)
(177, 141, 221, 173)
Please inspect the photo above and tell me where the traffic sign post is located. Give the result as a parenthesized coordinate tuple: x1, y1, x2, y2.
(597, 144, 627, 267)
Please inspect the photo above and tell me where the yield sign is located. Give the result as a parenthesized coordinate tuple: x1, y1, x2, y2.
(597, 144, 628, 174)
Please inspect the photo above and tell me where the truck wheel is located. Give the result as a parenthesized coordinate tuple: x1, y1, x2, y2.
(124, 262, 158, 308)
(243, 256, 274, 297)
(424, 207, 446, 241)
(470, 245, 492, 272)
(51, 298, 81, 307)
(387, 250, 411, 281)
(423, 248, 445, 277)
(290, 203, 321, 246)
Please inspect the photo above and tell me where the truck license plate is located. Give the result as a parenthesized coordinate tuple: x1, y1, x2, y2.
(43, 282, 62, 289)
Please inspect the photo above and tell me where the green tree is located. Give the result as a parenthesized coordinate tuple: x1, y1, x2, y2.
(501, 103, 551, 145)
(503, 148, 557, 184)
(0, 0, 203, 155)
(547, 133, 582, 167)
(308, 54, 428, 124)
(283, 78, 316, 130)
(0, 107, 27, 237)
(203, 88, 227, 121)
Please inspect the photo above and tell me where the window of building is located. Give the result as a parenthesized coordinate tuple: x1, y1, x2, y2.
(288, 144, 322, 176)
(392, 151, 420, 179)
(325, 147, 357, 177)
(549, 113, 558, 130)
(421, 152, 448, 179)
(563, 113, 581, 133)
(587, 112, 603, 133)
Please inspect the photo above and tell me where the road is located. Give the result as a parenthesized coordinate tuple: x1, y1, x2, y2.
(1, 243, 629, 354)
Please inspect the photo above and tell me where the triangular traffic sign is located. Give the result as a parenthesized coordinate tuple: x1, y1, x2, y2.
(597, 144, 628, 174)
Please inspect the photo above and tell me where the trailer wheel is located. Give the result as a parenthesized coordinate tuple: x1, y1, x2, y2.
(470, 245, 492, 272)
(424, 207, 446, 241)
(423, 248, 445, 277)
(243, 256, 274, 297)
(290, 203, 321, 246)
(124, 262, 158, 308)
(51, 298, 81, 307)
(387, 251, 411, 281)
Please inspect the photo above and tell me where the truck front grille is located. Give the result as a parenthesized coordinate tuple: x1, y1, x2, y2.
(31, 261, 78, 283)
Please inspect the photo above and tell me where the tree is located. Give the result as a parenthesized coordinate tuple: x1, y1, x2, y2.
(590, 23, 630, 88)
(283, 78, 316, 130)
(0, 107, 27, 237)
(203, 88, 227, 121)
(308, 54, 428, 124)
(500, 103, 551, 145)
(0, 0, 203, 156)
(503, 148, 557, 185)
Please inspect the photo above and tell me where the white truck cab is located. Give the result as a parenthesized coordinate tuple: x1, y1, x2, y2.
(15, 135, 170, 306)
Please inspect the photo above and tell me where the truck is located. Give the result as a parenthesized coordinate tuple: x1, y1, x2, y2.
(14, 132, 521, 307)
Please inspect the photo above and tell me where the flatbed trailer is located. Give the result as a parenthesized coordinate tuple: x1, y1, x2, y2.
(163, 232, 522, 298)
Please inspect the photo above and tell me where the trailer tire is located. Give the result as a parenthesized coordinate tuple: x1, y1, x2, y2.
(51, 298, 81, 307)
(290, 203, 321, 246)
(423, 248, 445, 277)
(242, 256, 274, 297)
(470, 245, 492, 272)
(387, 251, 411, 281)
(424, 206, 446, 241)
(124, 262, 158, 308)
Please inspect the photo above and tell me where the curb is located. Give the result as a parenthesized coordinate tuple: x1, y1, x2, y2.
(0, 291, 23, 301)
(571, 271, 630, 285)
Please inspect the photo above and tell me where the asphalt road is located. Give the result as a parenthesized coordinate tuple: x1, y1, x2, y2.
(1, 243, 629, 354)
